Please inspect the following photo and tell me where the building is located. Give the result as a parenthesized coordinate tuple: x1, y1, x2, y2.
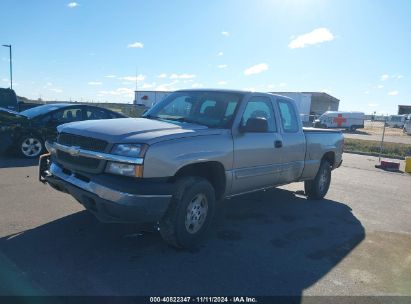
(270, 92, 340, 116)
(134, 90, 340, 118)
(398, 105, 411, 115)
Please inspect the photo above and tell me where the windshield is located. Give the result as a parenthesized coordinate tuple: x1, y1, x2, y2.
(144, 91, 244, 128)
(20, 104, 64, 118)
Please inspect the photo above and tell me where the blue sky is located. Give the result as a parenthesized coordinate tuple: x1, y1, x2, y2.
(1, 0, 410, 114)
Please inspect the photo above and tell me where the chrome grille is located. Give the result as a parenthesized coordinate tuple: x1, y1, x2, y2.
(57, 150, 100, 169)
(58, 133, 108, 152)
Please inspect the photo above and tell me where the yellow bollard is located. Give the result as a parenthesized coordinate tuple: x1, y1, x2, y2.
(405, 157, 411, 173)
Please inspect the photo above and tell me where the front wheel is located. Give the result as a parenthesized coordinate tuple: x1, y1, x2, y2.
(159, 177, 215, 248)
(304, 160, 331, 200)
(18, 135, 44, 158)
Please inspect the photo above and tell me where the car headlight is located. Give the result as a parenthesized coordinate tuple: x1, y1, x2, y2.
(105, 162, 143, 177)
(111, 144, 147, 158)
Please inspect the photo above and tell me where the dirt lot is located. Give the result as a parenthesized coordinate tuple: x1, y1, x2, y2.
(0, 153, 410, 297)
(344, 121, 411, 145)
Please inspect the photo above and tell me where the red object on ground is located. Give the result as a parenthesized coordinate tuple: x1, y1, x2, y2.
(375, 160, 400, 171)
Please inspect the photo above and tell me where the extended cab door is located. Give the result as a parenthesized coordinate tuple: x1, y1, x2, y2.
(274, 98, 306, 183)
(231, 95, 284, 194)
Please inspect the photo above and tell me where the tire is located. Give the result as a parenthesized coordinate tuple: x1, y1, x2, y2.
(159, 177, 215, 248)
(304, 160, 331, 200)
(349, 126, 356, 132)
(18, 135, 44, 158)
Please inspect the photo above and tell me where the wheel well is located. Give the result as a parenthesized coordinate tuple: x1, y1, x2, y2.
(172, 162, 226, 201)
(322, 151, 335, 167)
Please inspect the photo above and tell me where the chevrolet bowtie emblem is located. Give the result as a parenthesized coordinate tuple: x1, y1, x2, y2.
(67, 146, 81, 157)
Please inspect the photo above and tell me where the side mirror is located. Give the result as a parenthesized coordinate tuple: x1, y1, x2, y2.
(240, 117, 268, 133)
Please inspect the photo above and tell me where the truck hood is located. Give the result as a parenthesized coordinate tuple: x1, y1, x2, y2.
(58, 118, 225, 144)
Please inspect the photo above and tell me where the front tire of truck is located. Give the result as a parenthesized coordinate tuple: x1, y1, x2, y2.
(159, 177, 215, 249)
(304, 160, 331, 200)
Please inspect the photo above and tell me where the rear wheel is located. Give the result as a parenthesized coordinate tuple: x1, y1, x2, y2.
(18, 135, 44, 158)
(304, 160, 331, 200)
(159, 177, 215, 248)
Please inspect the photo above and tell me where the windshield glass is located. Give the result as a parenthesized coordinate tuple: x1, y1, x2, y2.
(20, 104, 64, 118)
(144, 91, 244, 128)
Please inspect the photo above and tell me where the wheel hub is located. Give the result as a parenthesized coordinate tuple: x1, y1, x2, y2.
(185, 193, 208, 234)
(21, 138, 42, 157)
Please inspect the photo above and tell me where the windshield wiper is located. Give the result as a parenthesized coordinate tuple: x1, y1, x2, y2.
(144, 114, 160, 120)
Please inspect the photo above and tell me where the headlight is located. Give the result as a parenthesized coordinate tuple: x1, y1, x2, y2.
(105, 162, 144, 177)
(111, 144, 147, 158)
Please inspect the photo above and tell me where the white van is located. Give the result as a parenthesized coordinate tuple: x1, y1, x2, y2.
(386, 115, 407, 128)
(403, 114, 411, 135)
(313, 111, 365, 131)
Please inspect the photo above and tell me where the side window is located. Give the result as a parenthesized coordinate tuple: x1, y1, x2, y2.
(241, 96, 276, 132)
(86, 108, 109, 120)
(278, 100, 299, 133)
(51, 108, 83, 123)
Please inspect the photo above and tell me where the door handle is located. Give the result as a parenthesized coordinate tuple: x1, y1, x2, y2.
(274, 140, 283, 148)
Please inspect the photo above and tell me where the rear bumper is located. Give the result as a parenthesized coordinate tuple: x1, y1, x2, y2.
(39, 156, 173, 223)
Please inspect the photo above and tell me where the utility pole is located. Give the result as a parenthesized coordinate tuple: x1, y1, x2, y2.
(2, 44, 12, 89)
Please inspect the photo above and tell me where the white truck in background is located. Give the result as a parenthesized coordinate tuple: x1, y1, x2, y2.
(313, 111, 365, 131)
(403, 114, 411, 135)
(386, 115, 407, 128)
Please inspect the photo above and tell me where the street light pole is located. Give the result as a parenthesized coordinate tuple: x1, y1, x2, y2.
(2, 44, 12, 89)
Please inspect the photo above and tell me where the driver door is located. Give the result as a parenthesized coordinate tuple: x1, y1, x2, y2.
(231, 95, 284, 194)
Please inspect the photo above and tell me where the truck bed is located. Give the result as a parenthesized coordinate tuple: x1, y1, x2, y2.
(303, 127, 342, 133)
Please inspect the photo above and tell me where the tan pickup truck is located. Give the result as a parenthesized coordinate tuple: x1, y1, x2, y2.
(40, 89, 343, 248)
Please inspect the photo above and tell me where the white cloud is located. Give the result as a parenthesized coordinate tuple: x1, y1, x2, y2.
(156, 80, 180, 91)
(364, 91, 370, 95)
(388, 91, 399, 96)
(158, 73, 167, 78)
(244, 63, 269, 76)
(218, 81, 227, 86)
(67, 2, 79, 8)
(127, 42, 144, 48)
(380, 74, 389, 81)
(88, 81, 102, 85)
(99, 88, 134, 97)
(377, 85, 384, 89)
(288, 27, 334, 49)
(217, 52, 224, 56)
(141, 82, 156, 89)
(396, 75, 404, 79)
(279, 82, 287, 87)
(221, 31, 230, 37)
(368, 103, 378, 107)
(49, 88, 63, 93)
(104, 75, 117, 78)
(169, 73, 196, 79)
(119, 75, 145, 82)
(191, 83, 204, 88)
(217, 64, 228, 69)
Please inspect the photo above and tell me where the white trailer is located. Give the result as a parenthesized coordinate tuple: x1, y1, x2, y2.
(134, 91, 171, 107)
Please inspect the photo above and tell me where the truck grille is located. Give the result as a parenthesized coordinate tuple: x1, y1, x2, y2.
(56, 133, 109, 172)
(57, 150, 101, 169)
(58, 133, 108, 152)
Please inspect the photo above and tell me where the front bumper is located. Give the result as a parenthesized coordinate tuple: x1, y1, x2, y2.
(39, 155, 173, 223)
